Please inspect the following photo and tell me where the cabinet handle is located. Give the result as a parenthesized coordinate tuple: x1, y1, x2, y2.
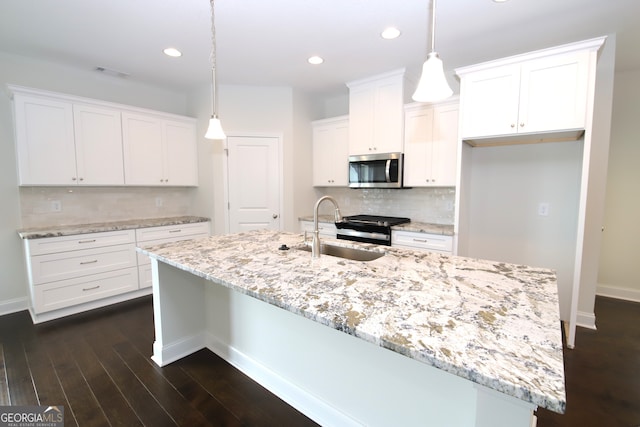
(72, 177, 77, 181)
(412, 238, 428, 243)
(79, 177, 84, 181)
(78, 239, 96, 244)
(80, 259, 98, 265)
(82, 285, 100, 292)
(169, 229, 182, 233)
(510, 124, 515, 128)
(520, 123, 525, 127)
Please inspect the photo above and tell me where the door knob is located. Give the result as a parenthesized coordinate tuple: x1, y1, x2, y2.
(272, 214, 278, 219)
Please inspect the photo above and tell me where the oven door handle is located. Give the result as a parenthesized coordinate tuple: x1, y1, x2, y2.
(385, 159, 391, 183)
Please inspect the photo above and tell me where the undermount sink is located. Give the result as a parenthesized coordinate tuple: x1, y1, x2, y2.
(297, 243, 384, 262)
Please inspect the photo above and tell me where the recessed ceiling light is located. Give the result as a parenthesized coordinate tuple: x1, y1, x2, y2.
(163, 47, 182, 58)
(308, 56, 324, 65)
(381, 27, 401, 40)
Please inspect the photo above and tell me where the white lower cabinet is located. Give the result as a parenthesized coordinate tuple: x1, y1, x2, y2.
(135, 222, 210, 288)
(24, 230, 138, 318)
(23, 221, 210, 322)
(392, 230, 453, 254)
(299, 220, 337, 238)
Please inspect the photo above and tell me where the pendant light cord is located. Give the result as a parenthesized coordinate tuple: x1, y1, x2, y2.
(209, 0, 218, 118)
(430, 0, 437, 53)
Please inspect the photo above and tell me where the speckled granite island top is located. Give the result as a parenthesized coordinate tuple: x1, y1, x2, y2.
(139, 229, 566, 413)
(17, 216, 210, 239)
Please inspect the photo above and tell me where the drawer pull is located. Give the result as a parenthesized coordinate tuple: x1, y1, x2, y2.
(78, 239, 96, 244)
(82, 285, 100, 292)
(169, 229, 182, 233)
(412, 238, 428, 243)
(80, 259, 98, 265)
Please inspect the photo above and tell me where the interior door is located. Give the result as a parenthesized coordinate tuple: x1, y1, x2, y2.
(227, 135, 281, 233)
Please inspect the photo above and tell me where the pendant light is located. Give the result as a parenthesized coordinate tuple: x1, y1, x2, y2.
(204, 0, 226, 140)
(412, 0, 453, 103)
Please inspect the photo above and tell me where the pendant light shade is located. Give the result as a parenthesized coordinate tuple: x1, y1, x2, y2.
(412, 0, 453, 103)
(204, 0, 226, 140)
(205, 116, 226, 140)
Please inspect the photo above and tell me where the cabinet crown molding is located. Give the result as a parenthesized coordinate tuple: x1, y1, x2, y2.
(455, 36, 606, 77)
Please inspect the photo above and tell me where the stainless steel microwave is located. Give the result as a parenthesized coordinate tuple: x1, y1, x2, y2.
(348, 152, 404, 188)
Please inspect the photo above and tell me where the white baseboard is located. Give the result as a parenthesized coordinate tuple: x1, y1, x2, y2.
(151, 332, 207, 367)
(0, 296, 29, 316)
(206, 333, 360, 427)
(576, 310, 596, 330)
(597, 283, 640, 303)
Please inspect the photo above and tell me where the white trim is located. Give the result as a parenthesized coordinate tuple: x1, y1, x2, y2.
(597, 284, 640, 303)
(0, 296, 29, 316)
(151, 332, 207, 367)
(204, 332, 366, 427)
(576, 310, 596, 330)
(455, 36, 606, 76)
(28, 288, 151, 324)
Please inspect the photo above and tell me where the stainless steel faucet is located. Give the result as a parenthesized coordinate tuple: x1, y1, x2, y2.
(312, 195, 342, 258)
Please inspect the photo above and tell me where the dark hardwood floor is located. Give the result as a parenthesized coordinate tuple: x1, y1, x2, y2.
(0, 295, 638, 426)
(535, 296, 640, 427)
(0, 296, 318, 426)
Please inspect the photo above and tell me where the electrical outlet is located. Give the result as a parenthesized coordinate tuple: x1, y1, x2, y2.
(50, 200, 62, 212)
(538, 202, 550, 216)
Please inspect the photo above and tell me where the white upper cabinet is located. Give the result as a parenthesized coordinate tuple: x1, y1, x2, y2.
(122, 112, 198, 186)
(403, 100, 459, 187)
(13, 93, 125, 186)
(10, 85, 198, 187)
(312, 116, 349, 187)
(347, 69, 409, 155)
(457, 43, 596, 145)
(13, 93, 77, 185)
(73, 104, 125, 185)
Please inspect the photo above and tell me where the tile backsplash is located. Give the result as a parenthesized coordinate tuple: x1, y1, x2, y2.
(316, 187, 455, 225)
(19, 186, 195, 228)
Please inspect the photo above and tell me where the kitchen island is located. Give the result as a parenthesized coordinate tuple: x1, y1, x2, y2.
(140, 229, 565, 427)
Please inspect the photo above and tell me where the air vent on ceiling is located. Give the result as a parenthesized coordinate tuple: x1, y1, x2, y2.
(94, 66, 130, 78)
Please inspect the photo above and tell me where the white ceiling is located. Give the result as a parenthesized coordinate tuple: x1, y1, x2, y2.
(0, 0, 639, 97)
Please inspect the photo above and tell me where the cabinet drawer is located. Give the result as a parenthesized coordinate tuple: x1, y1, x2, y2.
(392, 231, 453, 253)
(27, 229, 135, 256)
(32, 267, 139, 313)
(135, 222, 210, 242)
(31, 244, 137, 285)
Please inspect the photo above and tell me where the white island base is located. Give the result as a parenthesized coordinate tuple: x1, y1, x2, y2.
(150, 260, 536, 427)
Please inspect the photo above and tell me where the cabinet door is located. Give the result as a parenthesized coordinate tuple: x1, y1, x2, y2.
(164, 120, 198, 186)
(373, 79, 405, 153)
(460, 65, 520, 139)
(348, 88, 376, 155)
(403, 107, 434, 187)
(73, 104, 125, 185)
(14, 94, 77, 185)
(518, 51, 589, 134)
(122, 112, 164, 185)
(312, 118, 349, 186)
(431, 104, 459, 186)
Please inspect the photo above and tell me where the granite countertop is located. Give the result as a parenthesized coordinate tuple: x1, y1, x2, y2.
(139, 229, 566, 413)
(17, 216, 210, 239)
(299, 215, 454, 236)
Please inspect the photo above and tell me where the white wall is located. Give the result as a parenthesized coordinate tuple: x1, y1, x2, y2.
(597, 69, 640, 301)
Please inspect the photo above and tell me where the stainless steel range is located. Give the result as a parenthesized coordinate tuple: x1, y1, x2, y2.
(336, 215, 411, 246)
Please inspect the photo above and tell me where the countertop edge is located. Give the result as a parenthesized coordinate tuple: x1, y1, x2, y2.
(18, 216, 210, 239)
